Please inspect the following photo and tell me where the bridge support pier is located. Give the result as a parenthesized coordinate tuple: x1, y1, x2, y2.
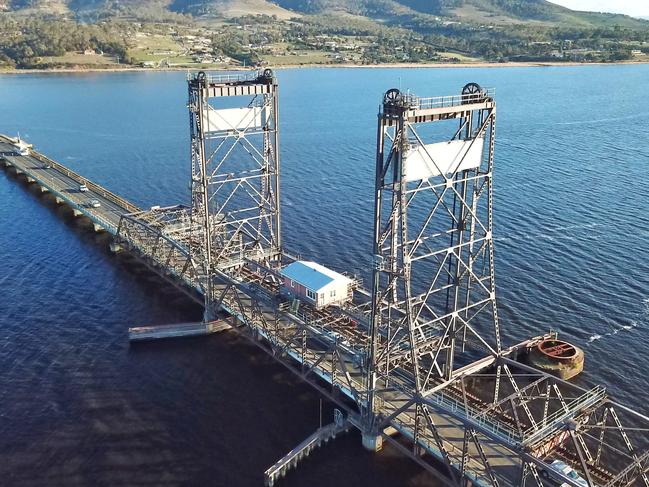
(93, 223, 104, 233)
(109, 242, 122, 253)
(39, 186, 48, 193)
(55, 197, 63, 204)
(26, 176, 35, 183)
(73, 209, 82, 217)
(361, 431, 383, 452)
(203, 307, 217, 324)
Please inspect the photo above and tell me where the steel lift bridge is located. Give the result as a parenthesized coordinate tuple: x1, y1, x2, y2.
(112, 71, 649, 486)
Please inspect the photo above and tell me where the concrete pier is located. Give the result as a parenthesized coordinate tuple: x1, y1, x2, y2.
(361, 431, 383, 452)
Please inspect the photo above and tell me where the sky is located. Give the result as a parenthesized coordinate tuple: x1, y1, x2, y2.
(550, 0, 649, 18)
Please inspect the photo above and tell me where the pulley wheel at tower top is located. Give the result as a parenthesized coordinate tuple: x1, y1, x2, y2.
(383, 88, 402, 104)
(461, 82, 484, 104)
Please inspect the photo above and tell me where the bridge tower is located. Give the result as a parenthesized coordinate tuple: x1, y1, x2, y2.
(187, 70, 282, 318)
(364, 83, 500, 447)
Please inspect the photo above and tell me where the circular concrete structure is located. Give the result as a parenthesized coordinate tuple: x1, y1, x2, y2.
(528, 338, 584, 380)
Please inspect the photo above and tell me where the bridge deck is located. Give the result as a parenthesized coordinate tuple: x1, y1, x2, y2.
(0, 135, 139, 234)
(0, 133, 522, 486)
(214, 278, 525, 487)
(3, 134, 632, 487)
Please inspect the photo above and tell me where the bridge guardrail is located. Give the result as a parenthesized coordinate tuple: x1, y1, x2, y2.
(427, 389, 521, 446)
(522, 385, 606, 446)
(0, 135, 140, 214)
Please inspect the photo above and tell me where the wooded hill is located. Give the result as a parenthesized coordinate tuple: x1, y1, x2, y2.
(5, 0, 649, 30)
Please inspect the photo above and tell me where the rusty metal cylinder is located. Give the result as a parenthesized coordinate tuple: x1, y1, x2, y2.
(528, 338, 584, 380)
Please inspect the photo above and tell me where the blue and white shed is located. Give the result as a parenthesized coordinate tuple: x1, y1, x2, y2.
(280, 261, 352, 309)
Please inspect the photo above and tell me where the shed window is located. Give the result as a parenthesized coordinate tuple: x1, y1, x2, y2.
(330, 290, 336, 298)
(289, 279, 295, 288)
(306, 289, 316, 300)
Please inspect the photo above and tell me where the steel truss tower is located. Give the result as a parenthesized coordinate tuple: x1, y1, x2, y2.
(367, 84, 499, 416)
(187, 70, 281, 316)
(360, 86, 649, 487)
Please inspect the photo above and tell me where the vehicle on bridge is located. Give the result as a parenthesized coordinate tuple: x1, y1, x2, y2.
(79, 184, 89, 192)
(11, 136, 31, 156)
(86, 199, 101, 208)
(542, 460, 591, 487)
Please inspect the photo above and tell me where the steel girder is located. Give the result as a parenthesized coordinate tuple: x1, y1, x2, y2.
(116, 207, 203, 302)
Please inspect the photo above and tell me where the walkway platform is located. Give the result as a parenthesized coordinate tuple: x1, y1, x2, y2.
(264, 410, 350, 487)
(129, 320, 232, 342)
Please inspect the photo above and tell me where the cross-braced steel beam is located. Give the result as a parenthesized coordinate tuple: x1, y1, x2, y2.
(188, 69, 282, 318)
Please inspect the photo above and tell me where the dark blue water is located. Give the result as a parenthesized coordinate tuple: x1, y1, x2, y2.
(1, 66, 648, 486)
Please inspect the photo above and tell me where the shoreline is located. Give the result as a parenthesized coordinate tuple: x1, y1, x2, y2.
(1, 60, 648, 74)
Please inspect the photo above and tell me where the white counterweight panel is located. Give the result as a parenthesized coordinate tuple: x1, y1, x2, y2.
(404, 137, 485, 182)
(203, 106, 269, 132)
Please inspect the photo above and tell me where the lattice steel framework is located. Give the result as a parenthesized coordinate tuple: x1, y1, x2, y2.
(358, 86, 649, 487)
(112, 77, 649, 487)
(188, 69, 282, 316)
(115, 205, 203, 303)
(366, 84, 499, 417)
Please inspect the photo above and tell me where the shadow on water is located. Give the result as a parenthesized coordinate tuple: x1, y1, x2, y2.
(1, 164, 439, 486)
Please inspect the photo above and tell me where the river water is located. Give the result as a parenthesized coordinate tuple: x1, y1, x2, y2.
(0, 65, 648, 486)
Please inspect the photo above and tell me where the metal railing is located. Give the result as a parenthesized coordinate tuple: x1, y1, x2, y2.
(388, 409, 505, 487)
(425, 388, 521, 445)
(406, 89, 496, 111)
(522, 385, 607, 446)
(264, 410, 349, 487)
(187, 70, 270, 85)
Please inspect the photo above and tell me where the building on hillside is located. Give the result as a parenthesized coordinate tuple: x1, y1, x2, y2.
(280, 261, 353, 309)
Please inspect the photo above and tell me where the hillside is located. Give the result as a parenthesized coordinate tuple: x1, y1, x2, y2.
(442, 0, 649, 27)
(2, 0, 649, 71)
(5, 0, 649, 29)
